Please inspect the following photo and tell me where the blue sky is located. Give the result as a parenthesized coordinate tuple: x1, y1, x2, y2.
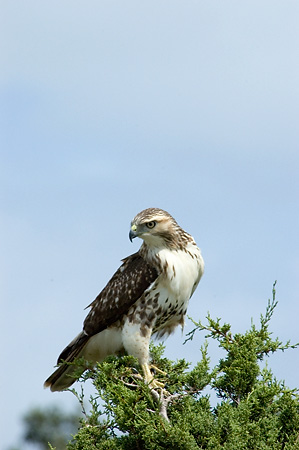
(1, 1, 299, 448)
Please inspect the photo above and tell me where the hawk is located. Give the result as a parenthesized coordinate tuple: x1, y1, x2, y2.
(44, 208, 204, 391)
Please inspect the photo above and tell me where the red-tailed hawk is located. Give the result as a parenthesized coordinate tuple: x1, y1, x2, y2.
(44, 208, 204, 391)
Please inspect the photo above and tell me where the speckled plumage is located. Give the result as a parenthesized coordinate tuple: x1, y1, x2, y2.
(44, 208, 204, 391)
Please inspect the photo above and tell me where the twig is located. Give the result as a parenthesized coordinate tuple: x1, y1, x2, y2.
(150, 388, 195, 423)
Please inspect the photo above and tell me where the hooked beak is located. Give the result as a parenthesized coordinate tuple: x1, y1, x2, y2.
(129, 224, 138, 242)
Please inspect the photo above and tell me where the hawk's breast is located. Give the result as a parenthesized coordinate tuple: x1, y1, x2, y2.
(148, 241, 204, 335)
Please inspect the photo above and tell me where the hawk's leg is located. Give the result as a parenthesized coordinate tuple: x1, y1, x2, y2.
(122, 318, 164, 389)
(141, 363, 165, 389)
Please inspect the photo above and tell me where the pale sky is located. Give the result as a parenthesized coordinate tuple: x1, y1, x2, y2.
(1, 1, 299, 448)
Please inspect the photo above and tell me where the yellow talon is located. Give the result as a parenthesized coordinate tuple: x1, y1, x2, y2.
(141, 363, 165, 389)
(149, 364, 167, 376)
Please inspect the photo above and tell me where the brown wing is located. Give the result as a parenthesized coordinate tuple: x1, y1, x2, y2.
(56, 252, 157, 366)
(46, 252, 158, 390)
(83, 252, 158, 336)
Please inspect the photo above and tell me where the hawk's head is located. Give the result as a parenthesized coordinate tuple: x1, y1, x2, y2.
(129, 208, 189, 249)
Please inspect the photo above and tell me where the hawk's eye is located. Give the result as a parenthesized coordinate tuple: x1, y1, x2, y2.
(146, 221, 156, 229)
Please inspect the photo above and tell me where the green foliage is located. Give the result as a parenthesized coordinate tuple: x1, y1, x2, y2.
(19, 405, 80, 450)
(56, 283, 299, 449)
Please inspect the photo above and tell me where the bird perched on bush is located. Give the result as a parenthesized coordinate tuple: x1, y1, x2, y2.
(44, 208, 204, 391)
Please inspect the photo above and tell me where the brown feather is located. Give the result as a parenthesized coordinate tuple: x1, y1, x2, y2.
(83, 252, 157, 336)
(44, 251, 158, 391)
(44, 333, 88, 391)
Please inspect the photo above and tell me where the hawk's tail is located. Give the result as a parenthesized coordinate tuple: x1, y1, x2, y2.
(44, 333, 89, 392)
